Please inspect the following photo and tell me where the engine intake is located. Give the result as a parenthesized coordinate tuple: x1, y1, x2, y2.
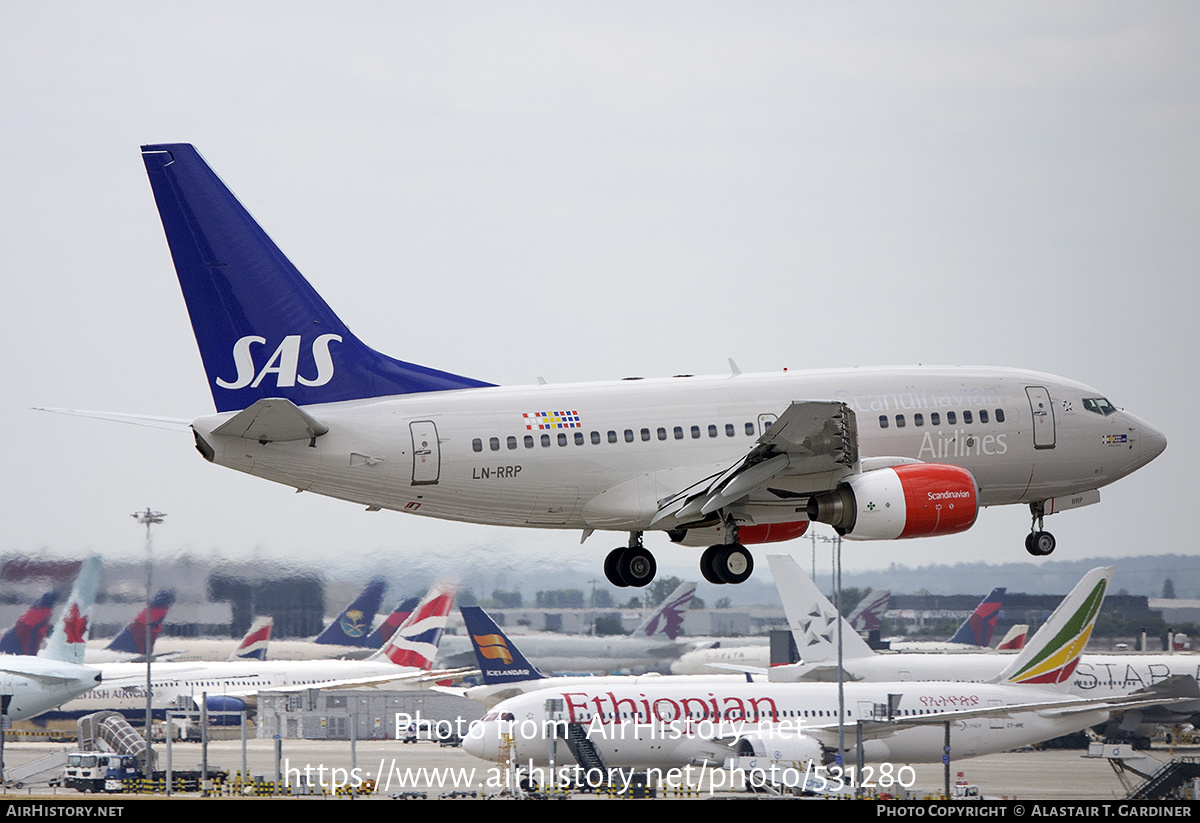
(807, 464, 978, 540)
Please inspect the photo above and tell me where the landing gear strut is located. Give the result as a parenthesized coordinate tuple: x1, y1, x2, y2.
(604, 532, 657, 588)
(1025, 502, 1056, 556)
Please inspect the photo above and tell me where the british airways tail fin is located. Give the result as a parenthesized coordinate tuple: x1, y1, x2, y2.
(140, 144, 494, 413)
(0, 592, 58, 656)
(105, 590, 175, 656)
(948, 587, 1005, 647)
(314, 578, 387, 648)
(41, 557, 102, 665)
(460, 606, 546, 685)
(368, 597, 419, 648)
(372, 586, 455, 670)
(231, 617, 273, 661)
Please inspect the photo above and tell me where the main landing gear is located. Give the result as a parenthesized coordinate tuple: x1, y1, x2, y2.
(604, 533, 657, 588)
(700, 543, 754, 585)
(1025, 501, 1057, 557)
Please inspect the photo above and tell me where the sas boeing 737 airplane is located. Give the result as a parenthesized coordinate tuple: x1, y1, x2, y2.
(60, 144, 1165, 589)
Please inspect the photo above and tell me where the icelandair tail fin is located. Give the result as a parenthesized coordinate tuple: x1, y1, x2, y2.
(314, 578, 387, 648)
(766, 553, 875, 663)
(0, 592, 58, 656)
(631, 581, 696, 640)
(41, 557, 102, 665)
(461, 606, 546, 685)
(231, 617, 273, 661)
(948, 587, 1005, 647)
(997, 566, 1114, 686)
(373, 586, 455, 670)
(106, 590, 175, 656)
(368, 597, 419, 648)
(140, 143, 493, 413)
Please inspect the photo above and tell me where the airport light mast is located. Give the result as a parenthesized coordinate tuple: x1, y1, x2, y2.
(132, 508, 166, 757)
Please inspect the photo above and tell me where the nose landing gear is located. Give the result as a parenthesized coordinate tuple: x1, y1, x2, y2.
(1025, 502, 1056, 556)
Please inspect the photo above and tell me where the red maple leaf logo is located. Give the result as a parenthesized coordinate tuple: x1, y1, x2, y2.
(63, 604, 89, 644)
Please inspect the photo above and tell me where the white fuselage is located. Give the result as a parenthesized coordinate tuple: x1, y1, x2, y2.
(0, 657, 101, 721)
(191, 366, 1163, 538)
(463, 679, 1113, 768)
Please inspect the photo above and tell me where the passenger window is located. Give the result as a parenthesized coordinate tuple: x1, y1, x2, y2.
(708, 425, 718, 438)
(506, 436, 517, 450)
(489, 437, 500, 451)
(641, 428, 651, 441)
(691, 425, 701, 439)
(558, 433, 568, 446)
(624, 429, 634, 443)
(608, 431, 617, 444)
(879, 415, 889, 429)
(575, 432, 584, 445)
(745, 422, 754, 435)
(725, 423, 735, 437)
(963, 410, 973, 424)
(524, 435, 534, 449)
(996, 409, 1005, 423)
(674, 426, 684, 440)
(896, 415, 905, 428)
(914, 413, 923, 427)
(591, 431, 601, 445)
(947, 411, 957, 425)
(657, 427, 667, 441)
(541, 434, 551, 447)
(472, 438, 483, 453)
(979, 409, 989, 424)
(931, 412, 940, 426)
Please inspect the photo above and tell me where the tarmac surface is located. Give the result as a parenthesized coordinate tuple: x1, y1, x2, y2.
(1, 736, 1194, 799)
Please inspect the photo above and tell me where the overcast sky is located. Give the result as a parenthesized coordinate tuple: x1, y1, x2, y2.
(2, 3, 1196, 597)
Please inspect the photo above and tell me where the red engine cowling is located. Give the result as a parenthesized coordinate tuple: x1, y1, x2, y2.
(739, 521, 810, 545)
(806, 464, 978, 540)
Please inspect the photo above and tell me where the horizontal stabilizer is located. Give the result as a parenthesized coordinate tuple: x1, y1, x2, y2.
(212, 398, 328, 443)
(34, 408, 191, 431)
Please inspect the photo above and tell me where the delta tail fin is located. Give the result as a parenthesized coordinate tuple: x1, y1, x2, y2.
(0, 592, 59, 657)
(105, 590, 176, 657)
(140, 144, 493, 413)
(947, 587, 1005, 647)
(460, 605, 547, 685)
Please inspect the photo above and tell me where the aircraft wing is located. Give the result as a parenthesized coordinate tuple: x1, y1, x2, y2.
(255, 667, 480, 695)
(651, 401, 859, 527)
(0, 659, 99, 684)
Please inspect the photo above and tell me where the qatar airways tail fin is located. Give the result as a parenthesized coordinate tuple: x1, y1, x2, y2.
(372, 586, 455, 670)
(460, 605, 546, 685)
(140, 143, 493, 413)
(0, 592, 58, 656)
(106, 590, 176, 657)
(631, 581, 696, 640)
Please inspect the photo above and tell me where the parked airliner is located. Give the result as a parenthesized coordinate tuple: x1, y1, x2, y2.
(69, 144, 1165, 588)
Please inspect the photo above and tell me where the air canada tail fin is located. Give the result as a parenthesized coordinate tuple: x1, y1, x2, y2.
(948, 587, 1005, 647)
(41, 556, 102, 665)
(140, 144, 493, 413)
(997, 566, 1114, 686)
(313, 578, 387, 648)
(460, 605, 546, 685)
(0, 592, 58, 657)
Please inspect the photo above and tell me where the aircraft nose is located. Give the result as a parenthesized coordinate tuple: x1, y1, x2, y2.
(462, 720, 488, 760)
(1143, 421, 1167, 462)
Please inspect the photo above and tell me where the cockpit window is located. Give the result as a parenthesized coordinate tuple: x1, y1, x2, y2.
(1083, 397, 1117, 416)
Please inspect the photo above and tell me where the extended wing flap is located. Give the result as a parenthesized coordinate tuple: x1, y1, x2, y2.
(655, 401, 858, 526)
(212, 398, 329, 443)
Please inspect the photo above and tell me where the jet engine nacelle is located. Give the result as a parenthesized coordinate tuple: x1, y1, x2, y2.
(734, 730, 828, 764)
(806, 464, 978, 540)
(200, 694, 251, 725)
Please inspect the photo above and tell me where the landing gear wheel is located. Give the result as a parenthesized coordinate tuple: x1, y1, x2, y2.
(1026, 531, 1056, 556)
(618, 547, 657, 588)
(701, 543, 754, 584)
(605, 547, 630, 587)
(605, 546, 657, 587)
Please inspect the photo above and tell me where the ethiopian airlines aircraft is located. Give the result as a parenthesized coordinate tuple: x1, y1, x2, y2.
(93, 144, 1166, 588)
